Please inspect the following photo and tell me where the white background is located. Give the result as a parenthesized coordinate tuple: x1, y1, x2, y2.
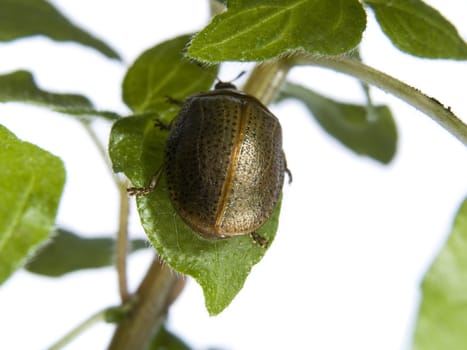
(0, 1, 466, 349)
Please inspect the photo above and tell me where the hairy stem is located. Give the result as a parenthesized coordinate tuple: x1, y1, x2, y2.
(291, 54, 467, 146)
(108, 258, 183, 350)
(47, 308, 107, 350)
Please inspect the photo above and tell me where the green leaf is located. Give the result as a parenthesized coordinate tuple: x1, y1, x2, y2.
(0, 70, 120, 120)
(365, 0, 467, 59)
(24, 228, 148, 277)
(122, 34, 218, 119)
(150, 325, 191, 350)
(280, 82, 397, 164)
(0, 125, 65, 285)
(0, 0, 120, 59)
(108, 113, 161, 187)
(187, 0, 367, 63)
(138, 180, 281, 316)
(412, 198, 467, 350)
(109, 114, 280, 315)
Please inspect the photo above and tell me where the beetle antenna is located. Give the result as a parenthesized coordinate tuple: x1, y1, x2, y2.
(216, 71, 246, 85)
(230, 71, 246, 82)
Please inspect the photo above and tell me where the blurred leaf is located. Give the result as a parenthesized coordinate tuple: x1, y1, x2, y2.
(25, 228, 148, 277)
(109, 113, 280, 315)
(279, 82, 397, 164)
(150, 325, 191, 350)
(413, 198, 467, 350)
(0, 0, 120, 59)
(365, 0, 467, 59)
(0, 125, 65, 285)
(187, 0, 366, 62)
(0, 70, 120, 120)
(122, 34, 218, 121)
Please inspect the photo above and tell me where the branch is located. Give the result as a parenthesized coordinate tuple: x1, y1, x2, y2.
(108, 258, 184, 350)
(291, 54, 467, 146)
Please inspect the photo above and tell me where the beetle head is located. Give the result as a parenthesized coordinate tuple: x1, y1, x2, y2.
(214, 81, 238, 90)
(214, 71, 246, 91)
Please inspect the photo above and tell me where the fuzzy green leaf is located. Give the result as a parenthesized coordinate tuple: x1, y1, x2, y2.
(122, 34, 218, 119)
(0, 70, 120, 120)
(0, 0, 120, 59)
(365, 0, 467, 59)
(0, 125, 65, 285)
(109, 113, 280, 315)
(280, 82, 397, 164)
(413, 198, 467, 349)
(187, 0, 366, 63)
(137, 177, 281, 317)
(24, 229, 148, 277)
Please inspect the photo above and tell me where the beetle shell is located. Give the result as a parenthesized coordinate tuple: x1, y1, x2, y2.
(165, 84, 285, 239)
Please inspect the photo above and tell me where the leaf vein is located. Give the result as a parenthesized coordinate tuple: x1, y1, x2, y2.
(199, 0, 309, 52)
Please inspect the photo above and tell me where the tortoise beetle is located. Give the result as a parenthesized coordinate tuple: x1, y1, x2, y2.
(130, 80, 290, 246)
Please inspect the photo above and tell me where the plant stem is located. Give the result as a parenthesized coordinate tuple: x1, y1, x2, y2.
(81, 120, 131, 301)
(116, 180, 130, 301)
(80, 121, 114, 175)
(47, 308, 107, 350)
(81, 120, 129, 191)
(291, 54, 467, 146)
(243, 60, 292, 105)
(108, 258, 183, 350)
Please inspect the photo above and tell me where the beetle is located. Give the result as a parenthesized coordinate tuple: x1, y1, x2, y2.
(129, 80, 290, 247)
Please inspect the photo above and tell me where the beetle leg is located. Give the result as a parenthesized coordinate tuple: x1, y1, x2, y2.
(283, 152, 293, 184)
(127, 165, 164, 196)
(154, 119, 171, 131)
(165, 95, 184, 107)
(250, 232, 268, 248)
